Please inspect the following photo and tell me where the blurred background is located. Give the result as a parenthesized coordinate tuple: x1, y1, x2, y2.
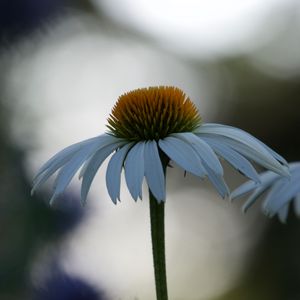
(0, 0, 300, 299)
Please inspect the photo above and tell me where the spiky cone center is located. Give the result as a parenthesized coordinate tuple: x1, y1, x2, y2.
(107, 86, 202, 141)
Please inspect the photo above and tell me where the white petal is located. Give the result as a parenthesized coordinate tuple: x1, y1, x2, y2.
(31, 149, 79, 195)
(125, 142, 145, 201)
(79, 135, 125, 179)
(231, 171, 278, 200)
(263, 171, 300, 216)
(202, 162, 229, 198)
(32, 137, 102, 195)
(216, 137, 288, 177)
(201, 136, 260, 183)
(159, 136, 206, 177)
(32, 134, 122, 196)
(173, 132, 223, 176)
(49, 142, 105, 205)
(144, 141, 165, 202)
(278, 203, 289, 223)
(254, 139, 288, 167)
(196, 123, 289, 177)
(106, 143, 133, 204)
(289, 162, 300, 173)
(207, 123, 288, 167)
(80, 141, 125, 205)
(33, 136, 99, 181)
(241, 185, 269, 213)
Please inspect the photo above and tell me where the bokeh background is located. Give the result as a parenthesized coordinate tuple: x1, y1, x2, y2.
(0, 1, 300, 299)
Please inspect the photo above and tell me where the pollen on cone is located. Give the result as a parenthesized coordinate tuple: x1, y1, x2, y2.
(107, 86, 201, 141)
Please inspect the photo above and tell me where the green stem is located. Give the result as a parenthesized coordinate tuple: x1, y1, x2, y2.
(149, 190, 168, 300)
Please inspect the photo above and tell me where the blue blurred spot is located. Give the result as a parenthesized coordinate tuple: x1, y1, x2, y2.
(49, 192, 86, 235)
(33, 265, 107, 300)
(0, 0, 67, 41)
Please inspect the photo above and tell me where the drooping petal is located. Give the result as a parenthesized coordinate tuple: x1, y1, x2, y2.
(32, 150, 79, 196)
(173, 132, 223, 176)
(159, 136, 206, 177)
(278, 203, 289, 223)
(49, 142, 108, 205)
(231, 171, 278, 200)
(215, 137, 288, 177)
(196, 123, 289, 177)
(106, 143, 133, 204)
(124, 142, 145, 201)
(144, 141, 165, 202)
(80, 141, 125, 205)
(289, 162, 300, 171)
(262, 178, 289, 216)
(32, 137, 102, 194)
(202, 161, 229, 198)
(241, 185, 270, 213)
(32, 134, 123, 197)
(201, 136, 260, 183)
(33, 136, 99, 181)
(78, 156, 93, 180)
(263, 171, 300, 217)
(232, 162, 300, 222)
(205, 123, 289, 167)
(254, 138, 288, 167)
(78, 135, 125, 179)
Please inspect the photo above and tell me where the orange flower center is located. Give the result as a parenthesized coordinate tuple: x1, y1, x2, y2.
(107, 86, 201, 141)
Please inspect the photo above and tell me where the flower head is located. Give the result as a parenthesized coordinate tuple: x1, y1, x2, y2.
(32, 86, 289, 205)
(231, 162, 300, 223)
(107, 86, 201, 141)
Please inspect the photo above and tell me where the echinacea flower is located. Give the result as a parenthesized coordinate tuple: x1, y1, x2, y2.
(32, 86, 289, 205)
(32, 86, 290, 300)
(231, 162, 300, 223)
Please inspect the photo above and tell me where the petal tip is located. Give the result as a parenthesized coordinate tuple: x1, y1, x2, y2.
(241, 205, 248, 214)
(49, 194, 58, 206)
